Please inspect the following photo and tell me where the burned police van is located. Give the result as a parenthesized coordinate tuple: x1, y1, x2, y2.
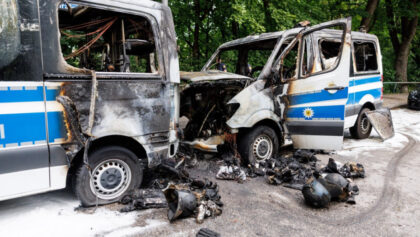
(180, 18, 393, 165)
(0, 0, 180, 206)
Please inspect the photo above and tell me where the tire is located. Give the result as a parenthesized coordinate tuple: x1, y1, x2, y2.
(350, 108, 372, 139)
(238, 125, 279, 165)
(73, 146, 143, 207)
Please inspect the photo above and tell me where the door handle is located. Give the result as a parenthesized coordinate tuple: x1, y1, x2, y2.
(324, 86, 345, 91)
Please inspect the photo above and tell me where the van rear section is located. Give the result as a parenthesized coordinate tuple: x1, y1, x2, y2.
(0, 0, 180, 206)
(344, 34, 384, 139)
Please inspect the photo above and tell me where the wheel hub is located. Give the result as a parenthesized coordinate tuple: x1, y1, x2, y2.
(360, 116, 370, 133)
(253, 135, 273, 161)
(90, 159, 131, 200)
(100, 168, 122, 189)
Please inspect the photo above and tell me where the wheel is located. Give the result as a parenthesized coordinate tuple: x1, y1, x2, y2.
(73, 146, 143, 207)
(238, 125, 279, 165)
(350, 108, 372, 139)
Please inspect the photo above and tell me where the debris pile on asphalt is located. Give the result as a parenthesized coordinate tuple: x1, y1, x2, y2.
(321, 158, 365, 178)
(246, 149, 365, 207)
(246, 150, 318, 190)
(216, 153, 246, 182)
(303, 158, 364, 207)
(120, 189, 167, 212)
(120, 159, 223, 223)
(165, 179, 223, 223)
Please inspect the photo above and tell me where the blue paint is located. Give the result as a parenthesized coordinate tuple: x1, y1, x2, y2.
(354, 88, 381, 102)
(349, 76, 381, 87)
(346, 76, 382, 106)
(47, 112, 68, 143)
(0, 111, 67, 147)
(287, 105, 345, 120)
(0, 113, 47, 146)
(0, 87, 58, 103)
(289, 87, 348, 106)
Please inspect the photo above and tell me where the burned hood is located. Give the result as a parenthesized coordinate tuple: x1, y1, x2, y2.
(180, 71, 252, 82)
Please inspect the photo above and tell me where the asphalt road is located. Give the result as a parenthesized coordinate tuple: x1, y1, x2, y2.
(0, 108, 419, 237)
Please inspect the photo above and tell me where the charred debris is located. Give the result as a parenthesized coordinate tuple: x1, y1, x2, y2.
(120, 157, 223, 224)
(247, 150, 366, 207)
(118, 147, 366, 223)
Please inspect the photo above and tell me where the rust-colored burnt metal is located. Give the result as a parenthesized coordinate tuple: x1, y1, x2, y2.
(57, 95, 86, 146)
(224, 132, 241, 162)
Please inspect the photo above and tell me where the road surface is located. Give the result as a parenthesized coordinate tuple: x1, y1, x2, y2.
(0, 108, 419, 237)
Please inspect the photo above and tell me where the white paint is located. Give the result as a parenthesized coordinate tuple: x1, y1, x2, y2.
(0, 124, 4, 139)
(24, 86, 38, 91)
(227, 80, 275, 129)
(53, 138, 66, 144)
(9, 86, 23, 91)
(20, 141, 33, 146)
(0, 167, 49, 201)
(344, 114, 358, 129)
(5, 143, 18, 148)
(50, 165, 68, 190)
(19, 22, 40, 32)
(169, 57, 181, 83)
(358, 94, 375, 106)
(291, 135, 343, 150)
(0, 101, 62, 115)
(0, 81, 43, 87)
(34, 140, 47, 145)
(289, 98, 348, 108)
(349, 82, 382, 93)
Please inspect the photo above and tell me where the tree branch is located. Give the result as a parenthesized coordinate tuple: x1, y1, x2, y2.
(385, 0, 400, 54)
(360, 0, 379, 32)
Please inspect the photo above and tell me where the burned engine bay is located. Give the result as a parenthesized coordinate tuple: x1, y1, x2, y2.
(180, 77, 252, 148)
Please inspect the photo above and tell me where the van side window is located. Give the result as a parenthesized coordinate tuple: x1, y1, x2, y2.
(280, 43, 299, 80)
(353, 41, 378, 72)
(59, 4, 159, 74)
(298, 26, 345, 78)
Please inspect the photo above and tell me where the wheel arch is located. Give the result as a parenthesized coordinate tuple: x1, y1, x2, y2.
(361, 101, 375, 111)
(239, 119, 284, 145)
(67, 135, 147, 185)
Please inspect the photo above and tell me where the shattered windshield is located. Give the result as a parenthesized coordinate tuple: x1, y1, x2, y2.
(206, 38, 277, 78)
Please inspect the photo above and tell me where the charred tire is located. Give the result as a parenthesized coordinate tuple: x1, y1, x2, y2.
(238, 125, 279, 165)
(73, 146, 143, 207)
(350, 108, 372, 139)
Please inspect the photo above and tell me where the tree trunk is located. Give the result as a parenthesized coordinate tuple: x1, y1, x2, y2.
(360, 0, 379, 32)
(231, 20, 239, 39)
(262, 0, 273, 32)
(192, 0, 201, 66)
(385, 0, 418, 93)
(395, 46, 410, 93)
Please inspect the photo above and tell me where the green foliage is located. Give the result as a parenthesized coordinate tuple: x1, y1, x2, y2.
(163, 0, 418, 89)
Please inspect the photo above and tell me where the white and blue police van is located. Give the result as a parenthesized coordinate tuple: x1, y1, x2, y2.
(181, 18, 389, 165)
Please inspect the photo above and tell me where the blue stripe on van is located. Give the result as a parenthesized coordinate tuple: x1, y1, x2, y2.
(287, 105, 345, 120)
(0, 87, 59, 103)
(354, 88, 382, 102)
(47, 112, 68, 142)
(349, 76, 381, 87)
(0, 112, 67, 147)
(289, 87, 348, 105)
(0, 113, 47, 146)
